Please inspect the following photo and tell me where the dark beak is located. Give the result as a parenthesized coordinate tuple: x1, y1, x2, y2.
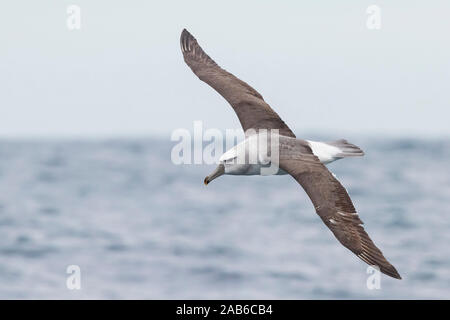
(204, 164, 225, 186)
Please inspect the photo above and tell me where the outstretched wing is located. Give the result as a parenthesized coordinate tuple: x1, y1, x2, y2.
(279, 157, 401, 279)
(180, 29, 295, 138)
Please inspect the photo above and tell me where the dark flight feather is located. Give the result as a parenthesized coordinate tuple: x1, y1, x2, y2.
(181, 29, 296, 138)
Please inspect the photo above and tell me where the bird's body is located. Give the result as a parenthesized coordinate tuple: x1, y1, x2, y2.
(180, 29, 401, 279)
(219, 134, 364, 176)
(218, 133, 288, 176)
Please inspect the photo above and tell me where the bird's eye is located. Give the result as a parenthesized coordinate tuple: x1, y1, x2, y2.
(224, 157, 237, 164)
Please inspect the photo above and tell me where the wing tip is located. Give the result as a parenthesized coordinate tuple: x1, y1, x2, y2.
(180, 28, 196, 53)
(181, 28, 190, 39)
(365, 261, 402, 280)
(357, 249, 402, 279)
(180, 29, 218, 68)
(384, 265, 402, 280)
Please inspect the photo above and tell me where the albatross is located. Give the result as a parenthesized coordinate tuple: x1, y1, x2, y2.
(180, 29, 401, 279)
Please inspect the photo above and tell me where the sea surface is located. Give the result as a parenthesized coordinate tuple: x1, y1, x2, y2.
(0, 137, 449, 299)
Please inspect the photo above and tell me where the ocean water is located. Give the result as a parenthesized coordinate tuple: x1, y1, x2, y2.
(0, 137, 449, 299)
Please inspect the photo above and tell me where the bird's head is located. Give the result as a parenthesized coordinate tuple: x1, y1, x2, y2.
(204, 164, 225, 185)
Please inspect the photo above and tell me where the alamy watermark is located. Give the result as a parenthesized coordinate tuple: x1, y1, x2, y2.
(366, 265, 381, 290)
(171, 121, 280, 175)
(66, 265, 81, 290)
(67, 5, 81, 30)
(366, 5, 382, 30)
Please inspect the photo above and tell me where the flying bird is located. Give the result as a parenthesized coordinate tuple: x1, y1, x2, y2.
(180, 29, 401, 279)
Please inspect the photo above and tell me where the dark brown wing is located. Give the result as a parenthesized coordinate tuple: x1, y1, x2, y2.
(279, 157, 401, 279)
(180, 29, 295, 138)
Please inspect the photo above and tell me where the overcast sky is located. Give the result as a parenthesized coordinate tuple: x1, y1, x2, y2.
(1, 1, 449, 138)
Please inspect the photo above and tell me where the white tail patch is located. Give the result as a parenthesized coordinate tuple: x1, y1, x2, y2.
(307, 139, 364, 164)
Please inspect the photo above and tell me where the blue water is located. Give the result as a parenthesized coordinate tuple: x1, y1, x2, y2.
(0, 137, 449, 299)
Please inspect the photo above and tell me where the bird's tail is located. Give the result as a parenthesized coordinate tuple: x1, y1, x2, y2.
(326, 139, 365, 157)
